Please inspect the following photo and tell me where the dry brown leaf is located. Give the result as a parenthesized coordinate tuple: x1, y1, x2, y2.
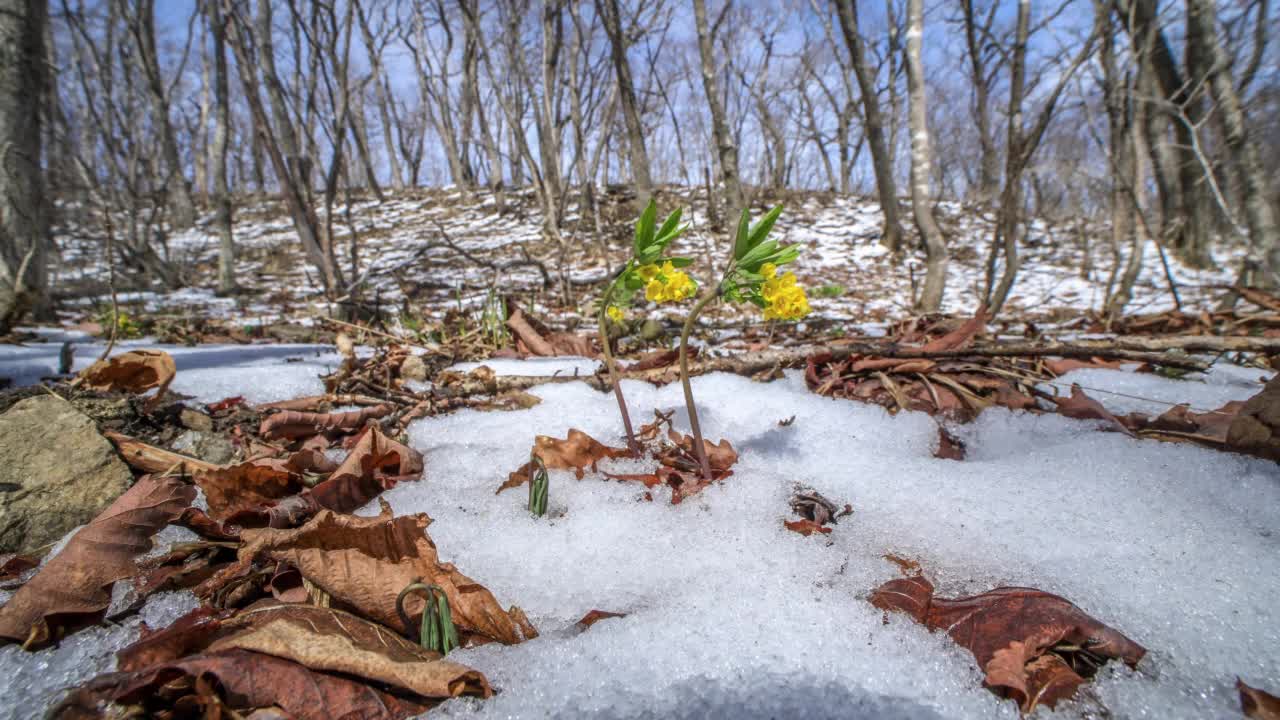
(919, 306, 988, 352)
(78, 350, 176, 404)
(784, 519, 832, 536)
(1047, 384, 1135, 436)
(105, 430, 221, 475)
(259, 405, 393, 440)
(500, 429, 633, 493)
(576, 609, 628, 630)
(309, 425, 424, 514)
(1042, 357, 1124, 375)
(1239, 679, 1280, 720)
(208, 603, 491, 700)
(51, 649, 437, 720)
(934, 425, 967, 460)
(0, 475, 195, 648)
(869, 574, 1145, 713)
(198, 503, 536, 646)
(196, 460, 302, 521)
(882, 553, 923, 577)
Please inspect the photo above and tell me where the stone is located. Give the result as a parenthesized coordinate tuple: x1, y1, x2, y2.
(0, 396, 133, 555)
(400, 354, 428, 382)
(179, 408, 214, 432)
(170, 429, 236, 465)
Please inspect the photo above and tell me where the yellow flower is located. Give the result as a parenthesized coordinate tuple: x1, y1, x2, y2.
(761, 263, 778, 280)
(761, 270, 810, 321)
(607, 305, 624, 322)
(641, 261, 696, 304)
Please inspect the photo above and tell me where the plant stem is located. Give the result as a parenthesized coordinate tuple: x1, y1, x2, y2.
(597, 282, 640, 453)
(679, 287, 719, 482)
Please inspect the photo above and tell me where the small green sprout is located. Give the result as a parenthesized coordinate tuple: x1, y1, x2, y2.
(397, 581, 459, 655)
(528, 454, 548, 517)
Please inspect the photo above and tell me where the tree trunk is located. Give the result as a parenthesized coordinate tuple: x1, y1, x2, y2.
(208, 0, 236, 295)
(693, 0, 744, 216)
(598, 0, 652, 205)
(0, 0, 49, 334)
(128, 0, 197, 229)
(1185, 0, 1280, 285)
(833, 0, 905, 252)
(904, 0, 947, 311)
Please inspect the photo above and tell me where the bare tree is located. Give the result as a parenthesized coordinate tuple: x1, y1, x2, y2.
(597, 0, 652, 205)
(904, 0, 947, 311)
(693, 0, 744, 219)
(0, 0, 50, 333)
(206, 0, 236, 295)
(832, 0, 905, 252)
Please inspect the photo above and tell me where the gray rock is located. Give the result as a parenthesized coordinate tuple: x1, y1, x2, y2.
(0, 396, 134, 555)
(170, 429, 236, 465)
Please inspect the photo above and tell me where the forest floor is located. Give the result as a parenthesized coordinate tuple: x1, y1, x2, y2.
(0, 188, 1277, 719)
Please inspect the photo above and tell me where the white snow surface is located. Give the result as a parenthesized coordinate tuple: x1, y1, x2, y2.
(1, 347, 1277, 718)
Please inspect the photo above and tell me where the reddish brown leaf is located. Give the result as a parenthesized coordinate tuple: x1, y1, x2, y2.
(1239, 679, 1280, 720)
(576, 609, 627, 630)
(52, 649, 438, 720)
(118, 606, 235, 672)
(500, 429, 633, 493)
(195, 460, 303, 521)
(1047, 384, 1135, 436)
(919, 306, 988, 352)
(0, 553, 37, 582)
(934, 425, 967, 460)
(198, 503, 536, 646)
(869, 574, 1145, 713)
(105, 430, 221, 475)
(207, 395, 247, 413)
(0, 475, 195, 648)
(784, 519, 832, 536)
(311, 425, 423, 513)
(882, 553, 922, 577)
(1042, 357, 1124, 375)
(622, 347, 696, 372)
(259, 405, 393, 440)
(77, 349, 176, 405)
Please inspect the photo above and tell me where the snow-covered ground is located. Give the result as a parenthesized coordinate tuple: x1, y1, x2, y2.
(49, 187, 1240, 329)
(0, 345, 1275, 719)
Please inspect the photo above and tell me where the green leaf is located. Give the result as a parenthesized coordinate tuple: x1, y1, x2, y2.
(638, 246, 661, 264)
(770, 245, 802, 266)
(666, 256, 693, 268)
(655, 208, 682, 245)
(747, 205, 784, 251)
(654, 223, 688, 250)
(634, 199, 657, 255)
(732, 208, 751, 260)
(738, 239, 780, 268)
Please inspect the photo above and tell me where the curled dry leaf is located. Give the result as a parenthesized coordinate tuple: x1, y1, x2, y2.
(1042, 357, 1124, 375)
(77, 349, 176, 405)
(500, 429, 633, 493)
(1045, 384, 1135, 437)
(259, 404, 393, 441)
(105, 430, 220, 475)
(1239, 678, 1280, 720)
(0, 474, 195, 649)
(868, 574, 1145, 714)
(309, 425, 424, 514)
(51, 649, 437, 720)
(784, 519, 832, 536)
(195, 460, 302, 521)
(934, 425, 967, 460)
(576, 609, 628, 631)
(0, 553, 37, 583)
(198, 503, 536, 646)
(918, 305, 988, 352)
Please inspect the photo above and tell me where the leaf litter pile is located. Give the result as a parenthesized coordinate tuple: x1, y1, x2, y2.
(0, 312, 1278, 719)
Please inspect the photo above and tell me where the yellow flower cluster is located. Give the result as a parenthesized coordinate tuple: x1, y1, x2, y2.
(606, 305, 624, 322)
(639, 261, 696, 303)
(760, 263, 810, 320)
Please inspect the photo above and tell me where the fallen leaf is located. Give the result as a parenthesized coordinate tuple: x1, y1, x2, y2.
(934, 425, 967, 460)
(500, 429, 633, 493)
(77, 350, 176, 406)
(1239, 678, 1280, 720)
(207, 395, 247, 413)
(105, 430, 221, 474)
(1042, 357, 1124, 375)
(309, 425, 424, 514)
(198, 503, 536, 646)
(259, 405, 394, 441)
(196, 460, 303, 521)
(0, 475, 195, 648)
(51, 649, 437, 720)
(1046, 384, 1135, 436)
(869, 574, 1145, 713)
(576, 609, 628, 630)
(784, 519, 832, 536)
(0, 554, 37, 582)
(919, 305, 988, 352)
(882, 553, 922, 576)
(790, 488, 842, 525)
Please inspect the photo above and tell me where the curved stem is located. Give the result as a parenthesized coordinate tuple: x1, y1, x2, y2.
(597, 281, 639, 453)
(679, 287, 719, 482)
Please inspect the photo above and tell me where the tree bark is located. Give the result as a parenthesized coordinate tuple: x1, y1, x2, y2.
(904, 0, 947, 311)
(833, 0, 905, 252)
(598, 0, 652, 205)
(0, 0, 50, 334)
(207, 0, 237, 295)
(693, 0, 744, 218)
